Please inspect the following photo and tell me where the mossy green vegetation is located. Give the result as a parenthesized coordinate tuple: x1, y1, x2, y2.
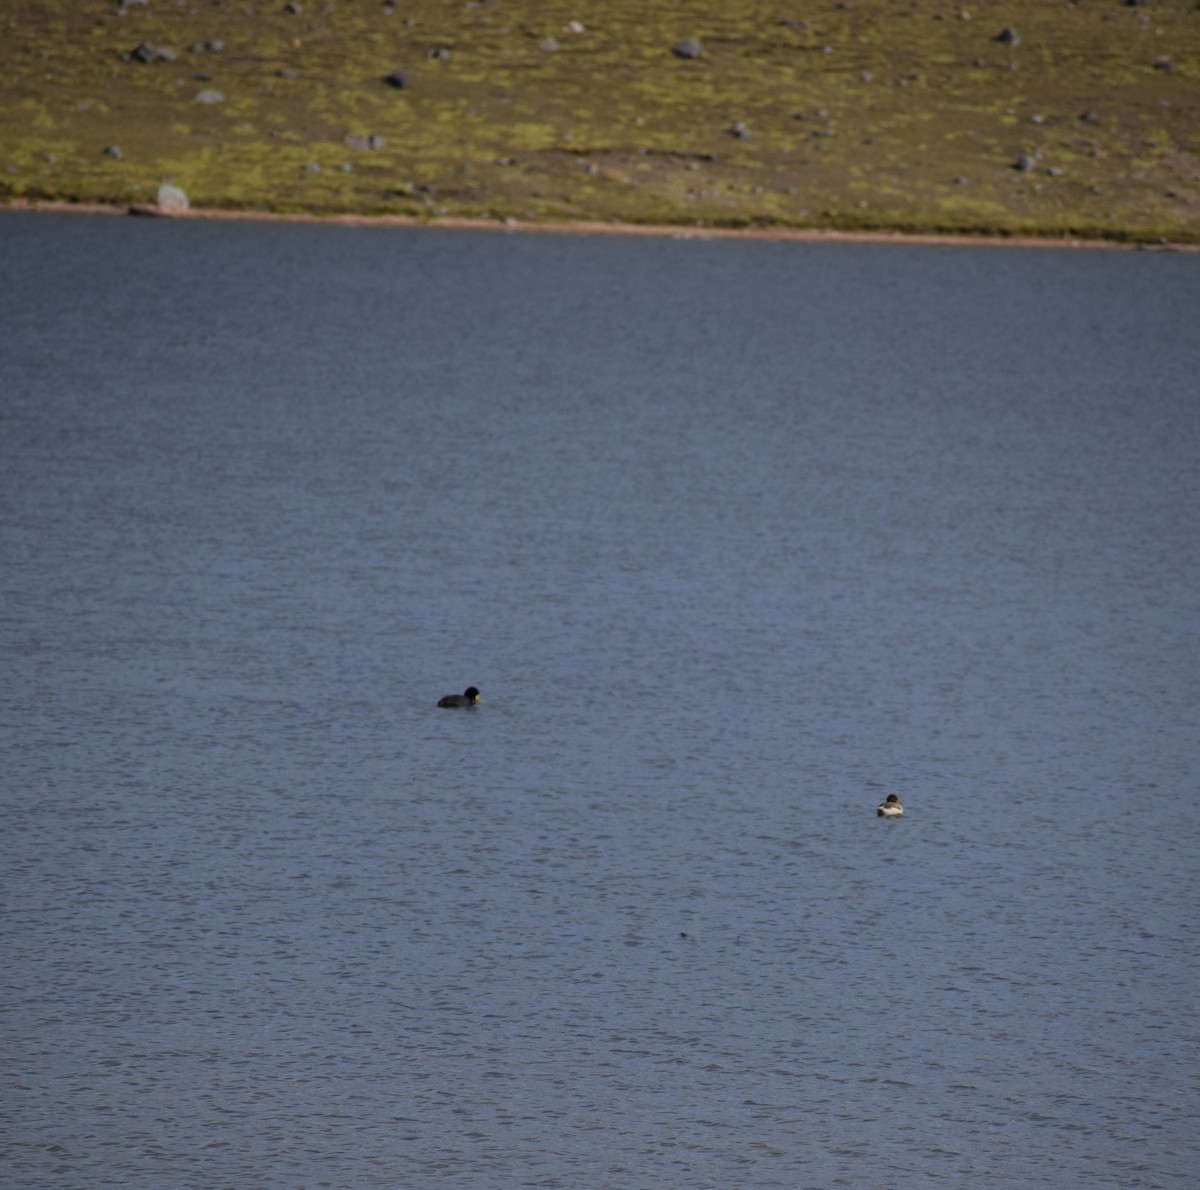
(2, 0, 1197, 242)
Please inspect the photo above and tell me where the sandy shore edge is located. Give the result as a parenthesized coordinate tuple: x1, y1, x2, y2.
(4, 198, 1196, 252)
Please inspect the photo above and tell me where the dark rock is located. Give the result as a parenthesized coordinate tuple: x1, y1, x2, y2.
(384, 70, 409, 88)
(995, 27, 1020, 46)
(672, 38, 703, 60)
(1154, 56, 1174, 73)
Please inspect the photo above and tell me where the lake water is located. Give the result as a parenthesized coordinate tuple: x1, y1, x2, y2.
(2, 212, 1198, 1188)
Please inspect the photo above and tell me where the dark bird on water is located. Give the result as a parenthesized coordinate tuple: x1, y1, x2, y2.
(438, 686, 481, 708)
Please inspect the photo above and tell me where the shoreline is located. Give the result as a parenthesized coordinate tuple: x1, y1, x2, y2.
(4, 199, 1196, 252)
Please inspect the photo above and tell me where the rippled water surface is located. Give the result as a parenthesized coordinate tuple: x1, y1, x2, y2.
(2, 213, 1198, 1188)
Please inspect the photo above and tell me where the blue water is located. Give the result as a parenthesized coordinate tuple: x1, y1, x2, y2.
(2, 212, 1198, 1187)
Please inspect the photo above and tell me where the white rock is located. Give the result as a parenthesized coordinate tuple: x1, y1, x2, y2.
(157, 184, 189, 212)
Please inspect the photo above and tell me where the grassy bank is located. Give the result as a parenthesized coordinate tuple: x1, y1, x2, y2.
(2, 0, 1197, 243)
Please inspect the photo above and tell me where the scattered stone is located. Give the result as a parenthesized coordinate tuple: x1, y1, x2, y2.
(345, 133, 386, 151)
(1153, 56, 1174, 73)
(539, 37, 559, 52)
(103, 144, 122, 159)
(189, 43, 205, 55)
(1047, 167, 1063, 177)
(672, 38, 703, 60)
(157, 183, 189, 211)
(303, 162, 321, 174)
(195, 89, 224, 104)
(954, 175, 968, 185)
(1081, 110, 1102, 125)
(860, 71, 873, 82)
(995, 27, 1020, 46)
(384, 69, 408, 88)
(1015, 153, 1036, 172)
(285, 2, 302, 12)
(131, 43, 178, 64)
(207, 40, 224, 53)
(565, 20, 585, 34)
(427, 46, 451, 62)
(277, 68, 298, 78)
(730, 121, 750, 139)
(194, 72, 213, 82)
(1029, 113, 1044, 125)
